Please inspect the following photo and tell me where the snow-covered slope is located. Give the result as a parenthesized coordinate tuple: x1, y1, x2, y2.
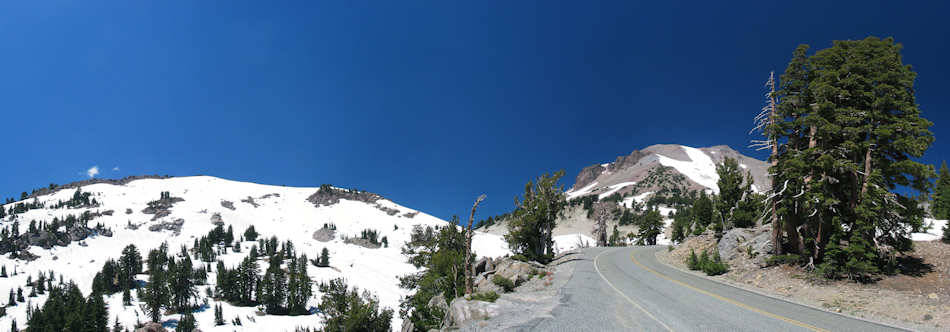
(0, 176, 509, 331)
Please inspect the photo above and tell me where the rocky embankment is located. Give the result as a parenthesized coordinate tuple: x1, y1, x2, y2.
(402, 252, 581, 331)
(661, 225, 950, 331)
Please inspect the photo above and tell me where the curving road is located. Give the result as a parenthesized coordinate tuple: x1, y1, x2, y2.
(520, 246, 906, 332)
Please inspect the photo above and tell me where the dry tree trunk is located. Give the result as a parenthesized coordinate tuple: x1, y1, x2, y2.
(465, 194, 486, 295)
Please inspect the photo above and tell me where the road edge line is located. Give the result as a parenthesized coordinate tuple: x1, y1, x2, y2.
(650, 248, 915, 332)
(593, 248, 674, 332)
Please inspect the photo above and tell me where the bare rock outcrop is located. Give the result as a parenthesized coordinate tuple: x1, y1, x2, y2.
(312, 227, 336, 242)
(718, 224, 773, 267)
(142, 196, 184, 221)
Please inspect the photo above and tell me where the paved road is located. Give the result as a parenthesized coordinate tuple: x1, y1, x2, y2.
(522, 246, 906, 332)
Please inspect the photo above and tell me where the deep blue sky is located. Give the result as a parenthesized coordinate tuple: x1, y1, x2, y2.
(2, 1, 948, 221)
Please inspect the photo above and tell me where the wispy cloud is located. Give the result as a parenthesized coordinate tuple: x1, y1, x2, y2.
(112, 166, 120, 172)
(87, 166, 99, 178)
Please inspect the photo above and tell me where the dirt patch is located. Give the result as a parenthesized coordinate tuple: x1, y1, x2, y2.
(662, 236, 950, 331)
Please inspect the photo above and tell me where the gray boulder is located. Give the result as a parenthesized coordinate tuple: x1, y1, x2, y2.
(493, 259, 535, 285)
(428, 294, 449, 312)
(445, 297, 500, 328)
(718, 224, 773, 264)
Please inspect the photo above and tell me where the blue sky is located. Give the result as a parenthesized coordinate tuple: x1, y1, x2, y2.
(1, 1, 948, 221)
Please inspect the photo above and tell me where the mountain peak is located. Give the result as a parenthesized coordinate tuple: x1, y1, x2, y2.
(567, 144, 769, 201)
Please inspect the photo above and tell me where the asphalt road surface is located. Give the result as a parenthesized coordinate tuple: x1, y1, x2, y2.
(521, 246, 906, 332)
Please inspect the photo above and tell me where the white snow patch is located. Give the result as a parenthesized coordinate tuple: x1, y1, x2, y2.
(597, 182, 636, 200)
(654, 206, 677, 245)
(656, 146, 720, 194)
(567, 181, 599, 201)
(740, 164, 748, 169)
(912, 219, 947, 242)
(620, 191, 653, 208)
(553, 234, 596, 253)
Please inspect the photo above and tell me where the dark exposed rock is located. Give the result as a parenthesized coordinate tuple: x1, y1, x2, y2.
(402, 211, 419, 218)
(261, 193, 280, 199)
(125, 208, 133, 215)
(148, 218, 185, 235)
(142, 196, 185, 221)
(343, 237, 381, 249)
(376, 205, 400, 216)
(241, 196, 259, 208)
(474, 257, 495, 275)
(220, 200, 235, 211)
(210, 213, 224, 226)
(307, 186, 383, 207)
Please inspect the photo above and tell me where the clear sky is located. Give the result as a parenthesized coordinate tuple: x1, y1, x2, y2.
(2, 1, 948, 221)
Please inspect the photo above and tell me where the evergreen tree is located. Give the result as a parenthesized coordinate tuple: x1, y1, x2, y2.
(398, 225, 468, 330)
(505, 171, 566, 263)
(714, 157, 745, 230)
(319, 278, 392, 332)
(119, 245, 142, 291)
(141, 248, 170, 322)
(214, 303, 225, 326)
(933, 162, 950, 219)
(636, 208, 663, 245)
(319, 248, 330, 267)
(170, 256, 197, 313)
(178, 312, 197, 332)
(244, 226, 258, 241)
(692, 191, 714, 230)
(122, 287, 131, 306)
(772, 37, 935, 280)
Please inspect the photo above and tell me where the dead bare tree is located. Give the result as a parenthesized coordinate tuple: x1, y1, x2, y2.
(465, 194, 486, 295)
(594, 208, 608, 247)
(751, 71, 782, 255)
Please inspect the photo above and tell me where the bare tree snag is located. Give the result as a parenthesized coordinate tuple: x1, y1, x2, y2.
(465, 194, 486, 295)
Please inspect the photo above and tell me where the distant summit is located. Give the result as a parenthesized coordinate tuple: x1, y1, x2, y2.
(566, 144, 770, 203)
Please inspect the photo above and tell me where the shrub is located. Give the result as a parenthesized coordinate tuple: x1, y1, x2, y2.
(491, 275, 515, 293)
(701, 250, 728, 276)
(510, 254, 530, 263)
(686, 250, 700, 270)
(468, 291, 500, 303)
(686, 249, 728, 276)
(691, 225, 705, 236)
